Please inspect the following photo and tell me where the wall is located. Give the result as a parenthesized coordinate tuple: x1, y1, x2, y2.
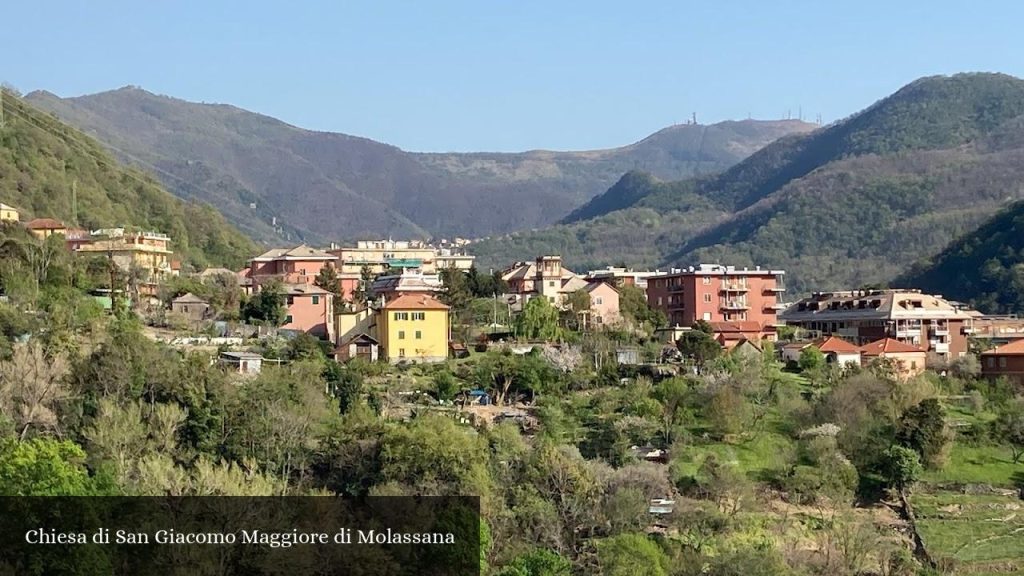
(283, 293, 334, 339)
(379, 308, 449, 362)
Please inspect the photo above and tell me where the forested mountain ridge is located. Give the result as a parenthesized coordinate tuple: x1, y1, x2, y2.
(24, 87, 814, 242)
(0, 90, 256, 269)
(898, 200, 1024, 313)
(470, 73, 1024, 292)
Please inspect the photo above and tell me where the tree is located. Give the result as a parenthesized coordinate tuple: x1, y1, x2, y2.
(515, 297, 561, 341)
(896, 398, 951, 468)
(880, 445, 922, 493)
(565, 289, 591, 331)
(992, 398, 1024, 463)
(352, 264, 375, 305)
(653, 377, 690, 444)
(498, 548, 571, 576)
(242, 280, 286, 326)
(798, 346, 825, 372)
(0, 341, 70, 440)
(595, 533, 669, 576)
(0, 437, 112, 495)
(314, 264, 343, 302)
(619, 284, 664, 328)
(676, 330, 721, 365)
(433, 369, 458, 402)
(439, 267, 473, 314)
(706, 386, 749, 437)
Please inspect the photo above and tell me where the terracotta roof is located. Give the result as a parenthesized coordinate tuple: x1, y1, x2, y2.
(816, 335, 861, 353)
(584, 279, 619, 293)
(860, 338, 925, 355)
(282, 283, 330, 296)
(708, 321, 763, 333)
(382, 293, 450, 310)
(24, 218, 66, 230)
(981, 339, 1024, 356)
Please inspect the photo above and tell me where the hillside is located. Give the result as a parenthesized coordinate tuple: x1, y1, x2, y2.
(899, 201, 1024, 313)
(472, 73, 1024, 292)
(0, 90, 256, 269)
(24, 87, 814, 242)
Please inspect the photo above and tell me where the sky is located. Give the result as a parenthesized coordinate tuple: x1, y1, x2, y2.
(8, 1, 1024, 152)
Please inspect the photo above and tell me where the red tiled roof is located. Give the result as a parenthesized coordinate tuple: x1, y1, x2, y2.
(816, 335, 861, 354)
(24, 218, 66, 230)
(383, 293, 450, 310)
(708, 321, 763, 333)
(981, 339, 1024, 356)
(860, 338, 924, 355)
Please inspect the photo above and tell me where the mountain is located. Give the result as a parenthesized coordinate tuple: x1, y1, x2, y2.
(24, 87, 815, 243)
(0, 90, 256, 269)
(898, 201, 1024, 314)
(471, 73, 1024, 291)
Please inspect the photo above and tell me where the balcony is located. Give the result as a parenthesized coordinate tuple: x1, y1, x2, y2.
(720, 300, 749, 311)
(721, 282, 749, 293)
(667, 284, 685, 293)
(931, 325, 950, 336)
(930, 340, 950, 354)
(894, 325, 922, 338)
(763, 303, 788, 311)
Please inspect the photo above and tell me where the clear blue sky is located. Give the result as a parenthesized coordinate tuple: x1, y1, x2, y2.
(8, 1, 1024, 152)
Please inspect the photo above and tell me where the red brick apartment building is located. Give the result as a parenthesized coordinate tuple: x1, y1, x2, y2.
(645, 264, 786, 337)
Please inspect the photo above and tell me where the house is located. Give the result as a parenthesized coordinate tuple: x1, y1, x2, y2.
(334, 306, 376, 349)
(860, 338, 927, 378)
(282, 284, 334, 340)
(246, 245, 338, 287)
(780, 289, 972, 363)
(64, 228, 91, 251)
(586, 267, 663, 290)
(980, 339, 1024, 386)
(646, 264, 786, 343)
(334, 333, 379, 362)
(709, 321, 766, 350)
(782, 336, 861, 368)
(730, 338, 764, 361)
(378, 294, 450, 363)
(199, 267, 236, 279)
(24, 218, 67, 239)
(170, 293, 210, 321)
(502, 256, 581, 299)
(585, 281, 621, 326)
(76, 228, 174, 294)
(219, 351, 264, 375)
(0, 203, 19, 223)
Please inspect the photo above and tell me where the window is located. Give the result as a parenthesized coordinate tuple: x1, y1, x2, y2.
(548, 281, 555, 287)
(287, 296, 295, 306)
(399, 348, 405, 358)
(987, 357, 996, 368)
(393, 312, 409, 320)
(702, 312, 711, 321)
(999, 357, 1007, 368)
(548, 297, 555, 303)
(657, 297, 662, 306)
(702, 277, 711, 285)
(284, 315, 293, 324)
(182, 305, 189, 313)
(703, 293, 712, 303)
(312, 295, 319, 305)
(594, 297, 603, 305)
(398, 331, 405, 340)
(412, 312, 425, 320)
(415, 331, 422, 339)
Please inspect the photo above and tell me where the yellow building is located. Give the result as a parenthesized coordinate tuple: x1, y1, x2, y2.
(76, 228, 173, 288)
(378, 294, 450, 363)
(0, 203, 19, 223)
(24, 218, 67, 239)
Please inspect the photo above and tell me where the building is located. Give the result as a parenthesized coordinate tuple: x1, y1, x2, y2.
(370, 269, 443, 301)
(645, 264, 786, 341)
(709, 321, 767, 349)
(860, 338, 927, 379)
(502, 256, 581, 298)
(282, 284, 334, 340)
(334, 333, 379, 362)
(435, 248, 476, 271)
(780, 289, 971, 362)
(76, 228, 174, 292)
(326, 240, 475, 299)
(378, 294, 450, 363)
(980, 340, 1024, 386)
(170, 293, 210, 322)
(0, 203, 19, 223)
(963, 314, 1024, 345)
(781, 336, 862, 368)
(586, 267, 663, 290)
(219, 351, 264, 375)
(246, 245, 337, 287)
(64, 228, 91, 251)
(24, 218, 67, 239)
(584, 281, 621, 327)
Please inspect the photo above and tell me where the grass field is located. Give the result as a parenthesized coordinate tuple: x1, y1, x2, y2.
(921, 444, 1023, 487)
(911, 491, 1024, 572)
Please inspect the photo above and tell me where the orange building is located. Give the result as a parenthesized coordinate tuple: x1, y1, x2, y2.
(646, 264, 786, 340)
(980, 340, 1024, 386)
(860, 338, 927, 379)
(247, 245, 338, 287)
(282, 284, 334, 340)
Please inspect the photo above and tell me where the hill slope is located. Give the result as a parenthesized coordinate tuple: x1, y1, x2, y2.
(898, 201, 1024, 314)
(471, 73, 1024, 291)
(0, 90, 256, 269)
(24, 87, 814, 242)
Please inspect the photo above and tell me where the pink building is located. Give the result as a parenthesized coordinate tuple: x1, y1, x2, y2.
(282, 284, 334, 340)
(247, 245, 338, 287)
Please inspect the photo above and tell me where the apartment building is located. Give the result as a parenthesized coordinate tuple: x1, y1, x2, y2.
(645, 264, 786, 334)
(282, 284, 334, 340)
(77, 228, 174, 291)
(780, 289, 971, 361)
(327, 239, 474, 300)
(585, 267, 663, 290)
(246, 245, 337, 287)
(370, 269, 443, 302)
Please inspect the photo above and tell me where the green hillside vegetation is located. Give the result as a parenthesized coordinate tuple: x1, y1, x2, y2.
(0, 90, 256, 269)
(26, 87, 814, 241)
(899, 200, 1024, 313)
(472, 73, 1024, 294)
